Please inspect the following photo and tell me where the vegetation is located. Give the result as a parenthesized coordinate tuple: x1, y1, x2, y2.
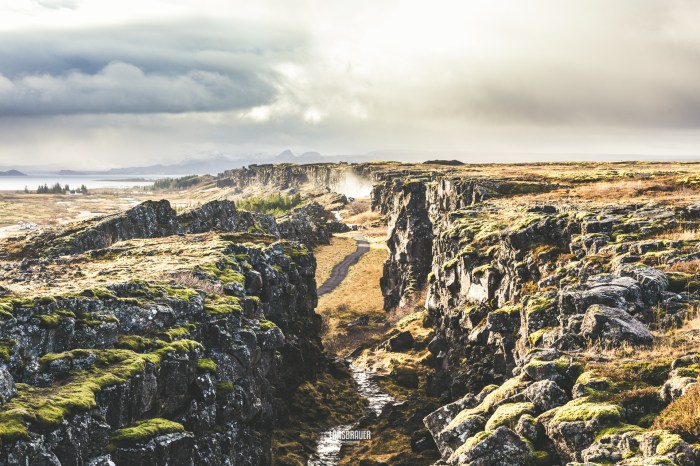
(653, 383, 700, 441)
(152, 175, 210, 190)
(35, 183, 88, 194)
(235, 193, 303, 216)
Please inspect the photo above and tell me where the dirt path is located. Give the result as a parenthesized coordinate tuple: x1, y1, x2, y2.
(317, 234, 370, 296)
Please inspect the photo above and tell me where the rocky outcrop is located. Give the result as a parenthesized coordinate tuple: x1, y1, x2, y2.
(177, 199, 279, 236)
(4, 199, 338, 259)
(277, 202, 338, 247)
(369, 169, 700, 464)
(217, 162, 376, 195)
(0, 220, 322, 464)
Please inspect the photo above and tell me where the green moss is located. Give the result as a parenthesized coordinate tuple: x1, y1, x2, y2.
(0, 302, 13, 320)
(654, 430, 684, 455)
(493, 304, 520, 316)
(197, 260, 245, 285)
(284, 244, 310, 258)
(271, 265, 284, 273)
(525, 297, 555, 316)
(0, 341, 200, 443)
(216, 381, 234, 395)
(110, 418, 185, 446)
(596, 423, 645, 441)
(485, 402, 534, 431)
(0, 339, 16, 363)
(258, 320, 277, 331)
(472, 264, 494, 276)
(464, 431, 491, 450)
(546, 397, 622, 423)
(158, 323, 196, 342)
(126, 280, 200, 301)
(674, 365, 700, 378)
(116, 335, 154, 352)
(77, 313, 119, 328)
(84, 287, 117, 300)
(35, 314, 63, 328)
(443, 257, 460, 270)
(528, 327, 558, 346)
(204, 295, 242, 316)
(197, 358, 217, 374)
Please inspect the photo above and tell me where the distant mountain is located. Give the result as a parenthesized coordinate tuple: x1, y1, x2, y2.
(0, 169, 27, 176)
(56, 151, 385, 177)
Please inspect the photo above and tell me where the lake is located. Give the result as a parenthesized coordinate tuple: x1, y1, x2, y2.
(0, 174, 176, 191)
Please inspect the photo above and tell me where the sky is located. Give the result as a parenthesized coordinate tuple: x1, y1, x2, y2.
(1, 0, 700, 169)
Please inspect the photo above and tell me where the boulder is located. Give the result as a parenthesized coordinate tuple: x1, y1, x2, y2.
(388, 331, 414, 352)
(525, 380, 568, 412)
(660, 376, 697, 404)
(580, 305, 653, 347)
(448, 426, 536, 466)
(559, 275, 644, 315)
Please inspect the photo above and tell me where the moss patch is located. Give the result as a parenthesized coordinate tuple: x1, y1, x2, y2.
(110, 418, 185, 447)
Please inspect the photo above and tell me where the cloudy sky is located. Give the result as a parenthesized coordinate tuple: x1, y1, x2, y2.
(1, 0, 700, 168)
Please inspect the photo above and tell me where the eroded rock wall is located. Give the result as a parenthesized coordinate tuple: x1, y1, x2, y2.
(374, 172, 700, 464)
(0, 239, 321, 465)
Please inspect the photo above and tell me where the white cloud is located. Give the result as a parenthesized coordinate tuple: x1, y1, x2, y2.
(1, 1, 700, 167)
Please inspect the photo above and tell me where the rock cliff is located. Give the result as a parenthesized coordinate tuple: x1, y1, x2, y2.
(0, 200, 324, 465)
(372, 170, 700, 465)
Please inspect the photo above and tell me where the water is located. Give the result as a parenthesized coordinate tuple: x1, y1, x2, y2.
(0, 174, 175, 192)
(348, 365, 394, 416)
(308, 365, 394, 466)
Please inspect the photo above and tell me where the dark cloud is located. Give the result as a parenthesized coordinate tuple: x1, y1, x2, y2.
(0, 19, 307, 116)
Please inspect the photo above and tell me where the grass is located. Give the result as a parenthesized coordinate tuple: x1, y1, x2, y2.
(653, 383, 700, 441)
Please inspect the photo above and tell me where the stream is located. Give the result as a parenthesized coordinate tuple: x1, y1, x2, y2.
(307, 364, 394, 466)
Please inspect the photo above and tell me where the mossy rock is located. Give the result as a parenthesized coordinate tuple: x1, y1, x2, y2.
(544, 397, 622, 424)
(485, 402, 534, 431)
(110, 418, 185, 447)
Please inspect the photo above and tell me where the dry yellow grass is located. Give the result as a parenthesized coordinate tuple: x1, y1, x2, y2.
(0, 233, 231, 298)
(316, 239, 388, 356)
(670, 259, 700, 274)
(653, 227, 700, 242)
(343, 210, 381, 225)
(313, 235, 357, 286)
(653, 383, 700, 441)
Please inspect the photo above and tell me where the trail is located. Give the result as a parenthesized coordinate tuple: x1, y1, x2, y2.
(317, 234, 370, 296)
(309, 233, 394, 466)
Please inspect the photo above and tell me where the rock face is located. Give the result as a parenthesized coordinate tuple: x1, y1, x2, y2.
(370, 169, 700, 464)
(277, 202, 338, 247)
(5, 199, 338, 259)
(0, 200, 325, 465)
(217, 162, 376, 194)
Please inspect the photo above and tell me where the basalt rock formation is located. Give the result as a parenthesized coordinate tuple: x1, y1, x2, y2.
(372, 170, 700, 465)
(217, 162, 376, 194)
(0, 199, 324, 465)
(2, 199, 337, 260)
